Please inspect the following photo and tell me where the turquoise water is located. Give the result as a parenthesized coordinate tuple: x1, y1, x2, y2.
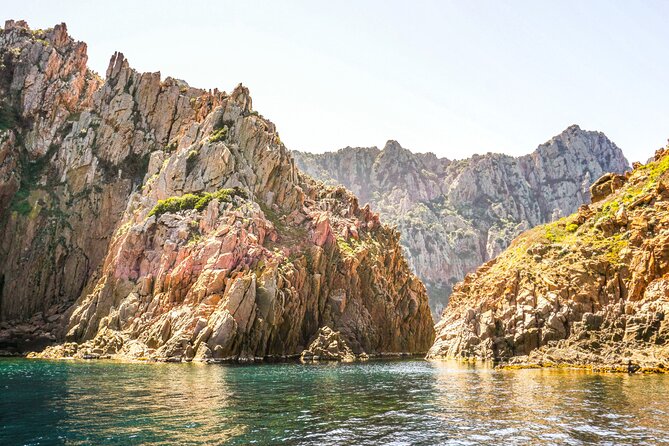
(1, 359, 669, 445)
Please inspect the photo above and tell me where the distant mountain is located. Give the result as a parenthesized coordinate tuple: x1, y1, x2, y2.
(293, 126, 630, 316)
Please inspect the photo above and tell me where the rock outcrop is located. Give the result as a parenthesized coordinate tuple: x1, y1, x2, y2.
(0, 21, 434, 361)
(294, 130, 630, 316)
(300, 326, 355, 362)
(427, 146, 669, 372)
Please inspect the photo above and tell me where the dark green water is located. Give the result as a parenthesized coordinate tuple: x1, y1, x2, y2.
(1, 359, 669, 445)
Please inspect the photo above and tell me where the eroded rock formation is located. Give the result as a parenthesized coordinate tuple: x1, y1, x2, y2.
(427, 147, 669, 372)
(300, 326, 356, 362)
(294, 130, 629, 316)
(0, 21, 434, 361)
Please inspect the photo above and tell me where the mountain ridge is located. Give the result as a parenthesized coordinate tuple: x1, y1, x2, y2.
(294, 126, 630, 315)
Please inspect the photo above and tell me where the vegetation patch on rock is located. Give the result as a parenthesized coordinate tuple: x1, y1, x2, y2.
(148, 187, 246, 218)
(208, 125, 228, 143)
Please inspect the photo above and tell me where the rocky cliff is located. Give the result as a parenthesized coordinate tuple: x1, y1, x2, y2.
(427, 146, 669, 372)
(294, 131, 630, 316)
(0, 20, 434, 361)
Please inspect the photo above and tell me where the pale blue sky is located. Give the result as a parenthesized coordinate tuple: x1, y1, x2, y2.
(4, 1, 668, 161)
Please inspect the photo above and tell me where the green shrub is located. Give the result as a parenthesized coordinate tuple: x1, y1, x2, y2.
(258, 202, 289, 235)
(544, 223, 568, 243)
(337, 236, 364, 258)
(337, 237, 354, 256)
(208, 126, 228, 143)
(566, 223, 579, 232)
(11, 198, 32, 216)
(165, 140, 178, 153)
(599, 200, 620, 219)
(148, 187, 245, 218)
(8, 145, 60, 217)
(194, 188, 235, 211)
(148, 196, 191, 217)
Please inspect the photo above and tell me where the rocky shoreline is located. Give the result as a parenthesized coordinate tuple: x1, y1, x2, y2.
(23, 325, 428, 363)
(502, 362, 669, 374)
(10, 349, 668, 374)
(21, 349, 425, 364)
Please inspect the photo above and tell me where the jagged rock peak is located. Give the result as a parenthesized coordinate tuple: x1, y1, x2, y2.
(3, 19, 29, 30)
(562, 123, 583, 133)
(106, 51, 129, 79)
(4, 20, 73, 49)
(382, 140, 404, 152)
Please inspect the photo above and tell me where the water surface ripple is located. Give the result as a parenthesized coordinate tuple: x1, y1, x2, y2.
(1, 359, 668, 445)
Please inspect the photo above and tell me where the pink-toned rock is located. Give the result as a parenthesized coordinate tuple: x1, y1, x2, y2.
(312, 212, 334, 247)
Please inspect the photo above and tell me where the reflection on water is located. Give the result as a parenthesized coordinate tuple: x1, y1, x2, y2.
(1, 359, 669, 445)
(430, 362, 669, 445)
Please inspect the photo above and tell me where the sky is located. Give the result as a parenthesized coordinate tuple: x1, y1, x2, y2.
(4, 0, 668, 162)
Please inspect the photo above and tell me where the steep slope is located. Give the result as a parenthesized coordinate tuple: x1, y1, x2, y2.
(428, 147, 669, 372)
(294, 131, 630, 315)
(0, 20, 434, 360)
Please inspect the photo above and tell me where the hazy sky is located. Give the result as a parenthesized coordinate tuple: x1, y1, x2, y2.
(4, 1, 668, 161)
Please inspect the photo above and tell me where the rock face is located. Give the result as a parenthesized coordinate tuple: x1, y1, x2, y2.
(300, 326, 355, 362)
(427, 147, 669, 372)
(0, 21, 434, 361)
(294, 130, 630, 316)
